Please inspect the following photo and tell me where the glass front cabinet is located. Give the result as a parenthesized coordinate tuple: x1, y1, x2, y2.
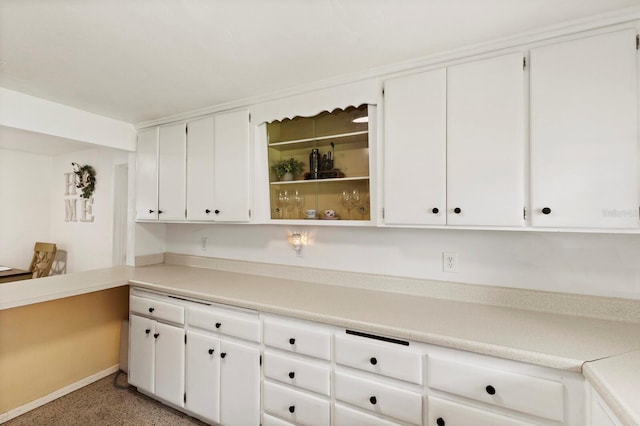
(266, 104, 375, 223)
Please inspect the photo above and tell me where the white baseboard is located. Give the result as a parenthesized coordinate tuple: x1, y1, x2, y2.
(0, 364, 120, 423)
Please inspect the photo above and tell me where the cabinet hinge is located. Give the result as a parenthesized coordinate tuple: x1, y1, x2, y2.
(248, 209, 252, 218)
(636, 34, 639, 50)
(249, 113, 252, 123)
(523, 207, 527, 220)
(382, 88, 385, 96)
(184, 334, 187, 344)
(259, 355, 262, 366)
(185, 124, 188, 135)
(382, 207, 385, 219)
(523, 56, 526, 69)
(184, 393, 186, 403)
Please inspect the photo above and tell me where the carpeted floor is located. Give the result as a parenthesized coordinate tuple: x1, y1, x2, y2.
(5, 372, 207, 425)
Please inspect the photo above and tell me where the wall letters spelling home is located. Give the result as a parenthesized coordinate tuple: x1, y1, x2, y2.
(64, 162, 96, 222)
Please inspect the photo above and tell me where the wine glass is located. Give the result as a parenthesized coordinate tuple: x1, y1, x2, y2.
(278, 190, 291, 219)
(341, 188, 360, 219)
(292, 190, 305, 219)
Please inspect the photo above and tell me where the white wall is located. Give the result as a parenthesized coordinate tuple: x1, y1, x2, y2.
(0, 149, 52, 270)
(49, 147, 128, 273)
(165, 224, 640, 300)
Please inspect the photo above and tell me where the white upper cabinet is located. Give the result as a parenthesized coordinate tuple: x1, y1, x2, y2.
(135, 127, 159, 220)
(446, 52, 526, 226)
(530, 29, 639, 228)
(186, 109, 250, 222)
(213, 109, 251, 222)
(158, 122, 187, 221)
(384, 68, 447, 225)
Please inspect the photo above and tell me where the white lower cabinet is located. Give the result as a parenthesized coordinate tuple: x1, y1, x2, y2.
(587, 383, 622, 426)
(185, 330, 221, 424)
(129, 314, 185, 408)
(219, 339, 261, 426)
(334, 403, 400, 426)
(263, 381, 330, 426)
(428, 397, 536, 426)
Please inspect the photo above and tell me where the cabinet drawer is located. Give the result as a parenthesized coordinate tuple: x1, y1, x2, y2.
(130, 295, 184, 324)
(334, 403, 400, 426)
(263, 413, 295, 426)
(335, 333, 423, 384)
(334, 371, 423, 425)
(187, 305, 259, 342)
(428, 397, 536, 426)
(263, 350, 330, 396)
(263, 317, 331, 360)
(429, 357, 564, 422)
(263, 381, 330, 426)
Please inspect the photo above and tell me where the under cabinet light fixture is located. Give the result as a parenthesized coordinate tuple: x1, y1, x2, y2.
(288, 232, 306, 257)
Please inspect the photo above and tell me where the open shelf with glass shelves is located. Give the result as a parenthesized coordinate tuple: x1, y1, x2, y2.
(267, 104, 372, 222)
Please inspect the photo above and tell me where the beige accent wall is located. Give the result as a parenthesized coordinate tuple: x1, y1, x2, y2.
(0, 286, 129, 413)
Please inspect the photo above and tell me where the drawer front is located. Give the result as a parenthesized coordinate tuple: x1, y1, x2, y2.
(334, 333, 423, 384)
(188, 305, 259, 342)
(263, 318, 331, 360)
(334, 403, 401, 426)
(263, 381, 330, 426)
(263, 350, 330, 396)
(130, 295, 184, 324)
(428, 397, 536, 426)
(429, 357, 564, 422)
(263, 413, 295, 426)
(334, 371, 423, 425)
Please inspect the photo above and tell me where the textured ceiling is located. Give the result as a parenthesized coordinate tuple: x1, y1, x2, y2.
(1, 0, 639, 125)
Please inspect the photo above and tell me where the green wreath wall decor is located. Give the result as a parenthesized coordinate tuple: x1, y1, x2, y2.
(71, 162, 97, 199)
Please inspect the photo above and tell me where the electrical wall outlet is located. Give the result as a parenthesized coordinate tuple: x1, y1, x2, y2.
(443, 252, 458, 273)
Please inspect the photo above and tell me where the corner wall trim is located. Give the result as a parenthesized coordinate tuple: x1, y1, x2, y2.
(0, 364, 120, 423)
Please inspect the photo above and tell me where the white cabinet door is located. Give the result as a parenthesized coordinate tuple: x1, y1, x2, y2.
(213, 109, 251, 222)
(219, 339, 260, 426)
(383, 68, 447, 225)
(186, 116, 215, 221)
(530, 30, 639, 228)
(185, 330, 220, 424)
(128, 314, 154, 393)
(154, 321, 185, 408)
(158, 122, 186, 221)
(135, 128, 158, 220)
(589, 384, 623, 426)
(447, 52, 526, 226)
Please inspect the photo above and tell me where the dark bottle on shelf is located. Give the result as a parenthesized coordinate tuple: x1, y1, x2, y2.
(309, 148, 320, 179)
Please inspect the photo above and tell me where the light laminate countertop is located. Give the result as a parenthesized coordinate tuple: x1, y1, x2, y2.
(2, 262, 640, 423)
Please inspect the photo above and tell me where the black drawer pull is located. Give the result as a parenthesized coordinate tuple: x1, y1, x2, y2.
(220, 352, 226, 358)
(542, 207, 552, 215)
(432, 207, 439, 214)
(205, 209, 211, 214)
(369, 396, 377, 405)
(208, 349, 215, 355)
(369, 357, 378, 365)
(215, 322, 222, 329)
(437, 418, 445, 426)
(153, 333, 159, 339)
(148, 307, 155, 313)
(486, 385, 496, 395)
(148, 209, 154, 213)
(288, 405, 295, 414)
(289, 338, 296, 345)
(454, 207, 461, 214)
(288, 371, 295, 379)
(145, 329, 151, 335)
(214, 209, 220, 214)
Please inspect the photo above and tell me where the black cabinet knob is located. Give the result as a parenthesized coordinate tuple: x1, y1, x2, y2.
(205, 209, 211, 214)
(208, 349, 215, 355)
(437, 418, 445, 426)
(486, 385, 496, 395)
(153, 333, 159, 339)
(220, 352, 226, 358)
(370, 357, 378, 366)
(214, 209, 220, 215)
(454, 207, 461, 214)
(369, 396, 377, 405)
(148, 209, 154, 213)
(432, 208, 439, 214)
(158, 210, 163, 214)
(288, 405, 295, 414)
(215, 322, 222, 329)
(542, 207, 552, 215)
(288, 371, 295, 379)
(145, 329, 151, 334)
(148, 307, 155, 313)
(289, 338, 296, 345)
